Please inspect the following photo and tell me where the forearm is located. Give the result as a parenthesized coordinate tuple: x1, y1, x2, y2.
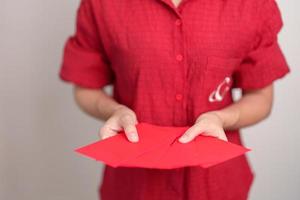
(73, 86, 124, 121)
(213, 84, 274, 130)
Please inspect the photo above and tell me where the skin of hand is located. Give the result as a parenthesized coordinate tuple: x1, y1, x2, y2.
(99, 105, 139, 143)
(73, 86, 139, 143)
(179, 84, 274, 143)
(179, 112, 228, 143)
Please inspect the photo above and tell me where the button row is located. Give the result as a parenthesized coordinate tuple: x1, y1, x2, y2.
(176, 54, 183, 61)
(175, 19, 182, 26)
(175, 94, 183, 101)
(175, 19, 183, 102)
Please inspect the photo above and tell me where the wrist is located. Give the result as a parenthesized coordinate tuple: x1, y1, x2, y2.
(212, 109, 240, 130)
(210, 111, 226, 127)
(196, 111, 225, 127)
(96, 99, 126, 120)
(110, 104, 127, 116)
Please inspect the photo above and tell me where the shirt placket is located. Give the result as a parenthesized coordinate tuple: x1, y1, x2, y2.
(158, 1, 188, 127)
(157, 1, 189, 198)
(173, 15, 186, 127)
(156, 0, 193, 127)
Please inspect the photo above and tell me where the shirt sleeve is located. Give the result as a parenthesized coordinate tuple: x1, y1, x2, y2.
(233, 0, 290, 90)
(59, 0, 114, 89)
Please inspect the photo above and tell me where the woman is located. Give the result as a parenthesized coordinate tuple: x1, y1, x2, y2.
(59, 0, 290, 199)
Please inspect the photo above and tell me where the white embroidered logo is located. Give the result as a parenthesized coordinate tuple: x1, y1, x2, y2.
(208, 77, 231, 102)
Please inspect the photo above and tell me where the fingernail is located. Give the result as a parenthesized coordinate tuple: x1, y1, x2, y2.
(179, 135, 188, 143)
(129, 133, 139, 142)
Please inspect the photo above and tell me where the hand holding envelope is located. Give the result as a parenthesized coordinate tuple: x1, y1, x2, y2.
(76, 123, 250, 169)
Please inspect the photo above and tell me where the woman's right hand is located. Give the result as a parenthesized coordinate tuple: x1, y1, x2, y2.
(99, 105, 139, 143)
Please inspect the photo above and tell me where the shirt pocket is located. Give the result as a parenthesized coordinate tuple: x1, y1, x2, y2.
(202, 56, 242, 107)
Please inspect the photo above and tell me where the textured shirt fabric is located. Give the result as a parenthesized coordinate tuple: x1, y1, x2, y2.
(59, 0, 290, 199)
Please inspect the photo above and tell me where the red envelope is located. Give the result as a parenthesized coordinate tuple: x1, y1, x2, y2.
(76, 123, 250, 169)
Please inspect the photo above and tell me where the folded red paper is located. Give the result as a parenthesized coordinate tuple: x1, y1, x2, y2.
(76, 123, 250, 169)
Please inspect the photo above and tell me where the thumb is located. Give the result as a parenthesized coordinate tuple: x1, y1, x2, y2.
(120, 114, 139, 143)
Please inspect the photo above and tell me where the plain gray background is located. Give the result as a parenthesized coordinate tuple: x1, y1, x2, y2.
(1, 0, 299, 199)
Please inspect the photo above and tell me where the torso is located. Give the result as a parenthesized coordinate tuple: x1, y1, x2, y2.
(92, 0, 256, 198)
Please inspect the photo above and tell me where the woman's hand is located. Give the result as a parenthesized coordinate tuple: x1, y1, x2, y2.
(179, 112, 228, 143)
(99, 105, 139, 143)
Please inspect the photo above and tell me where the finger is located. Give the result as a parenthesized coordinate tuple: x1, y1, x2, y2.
(202, 128, 228, 142)
(99, 125, 118, 140)
(179, 124, 203, 143)
(120, 114, 139, 142)
(218, 130, 228, 142)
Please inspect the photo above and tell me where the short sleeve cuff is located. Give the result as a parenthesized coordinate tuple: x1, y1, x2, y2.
(59, 37, 114, 89)
(233, 42, 290, 90)
(233, 65, 290, 90)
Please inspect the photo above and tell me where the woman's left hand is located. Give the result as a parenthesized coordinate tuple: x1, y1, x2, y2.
(178, 111, 228, 143)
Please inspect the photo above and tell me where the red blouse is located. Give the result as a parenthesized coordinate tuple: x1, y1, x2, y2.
(59, 0, 290, 199)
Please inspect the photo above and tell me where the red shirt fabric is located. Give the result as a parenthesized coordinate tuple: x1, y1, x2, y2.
(59, 0, 290, 199)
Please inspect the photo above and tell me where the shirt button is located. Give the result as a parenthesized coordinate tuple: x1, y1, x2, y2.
(176, 54, 183, 61)
(175, 19, 182, 26)
(175, 94, 183, 101)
